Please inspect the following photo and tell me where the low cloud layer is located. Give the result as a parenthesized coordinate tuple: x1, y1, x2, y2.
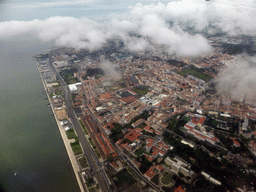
(99, 57, 121, 81)
(0, 0, 256, 56)
(216, 55, 256, 103)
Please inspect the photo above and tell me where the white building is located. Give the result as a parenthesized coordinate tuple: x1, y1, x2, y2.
(68, 84, 78, 92)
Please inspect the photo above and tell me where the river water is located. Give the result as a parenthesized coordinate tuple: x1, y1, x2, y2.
(0, 38, 79, 191)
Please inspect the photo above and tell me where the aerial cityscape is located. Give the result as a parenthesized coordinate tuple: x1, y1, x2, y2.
(1, 0, 256, 192)
(34, 33, 256, 192)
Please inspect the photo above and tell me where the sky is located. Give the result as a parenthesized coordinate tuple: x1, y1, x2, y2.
(1, 0, 256, 56)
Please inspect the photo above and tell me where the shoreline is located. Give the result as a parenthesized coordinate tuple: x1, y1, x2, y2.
(35, 60, 85, 192)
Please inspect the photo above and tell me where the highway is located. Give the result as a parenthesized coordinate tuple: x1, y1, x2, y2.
(48, 53, 111, 192)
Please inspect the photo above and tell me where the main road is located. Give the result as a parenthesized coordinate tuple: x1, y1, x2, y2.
(48, 53, 111, 192)
(87, 104, 161, 192)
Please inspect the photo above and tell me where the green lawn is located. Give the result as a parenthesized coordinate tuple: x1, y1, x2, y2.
(207, 119, 226, 128)
(55, 89, 62, 96)
(180, 127, 188, 132)
(151, 175, 159, 185)
(134, 147, 145, 156)
(60, 68, 79, 84)
(182, 116, 191, 122)
(66, 129, 82, 155)
(176, 68, 212, 82)
(78, 157, 88, 168)
(50, 92, 54, 98)
(71, 93, 78, 103)
(86, 181, 93, 188)
(161, 172, 173, 185)
(79, 120, 88, 135)
(132, 86, 150, 96)
(88, 138, 95, 147)
(94, 148, 101, 159)
(70, 139, 83, 156)
(66, 129, 77, 139)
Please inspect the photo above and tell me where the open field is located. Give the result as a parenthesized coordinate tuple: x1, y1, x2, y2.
(112, 169, 137, 191)
(161, 172, 173, 185)
(78, 157, 88, 169)
(55, 109, 68, 120)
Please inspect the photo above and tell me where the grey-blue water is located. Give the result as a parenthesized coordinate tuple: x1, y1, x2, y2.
(0, 37, 80, 191)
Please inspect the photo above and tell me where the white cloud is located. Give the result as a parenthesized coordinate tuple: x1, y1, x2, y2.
(16, 0, 96, 8)
(1, 0, 256, 56)
(131, 1, 256, 35)
(39, 0, 96, 6)
(216, 55, 256, 103)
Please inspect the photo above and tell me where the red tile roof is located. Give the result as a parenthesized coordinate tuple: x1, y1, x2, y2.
(132, 119, 145, 128)
(110, 161, 118, 169)
(144, 166, 156, 179)
(233, 140, 240, 147)
(119, 96, 137, 104)
(174, 186, 184, 192)
(132, 159, 141, 168)
(158, 150, 165, 155)
(125, 145, 132, 151)
(152, 146, 158, 152)
(147, 138, 154, 144)
(185, 124, 194, 129)
(145, 154, 153, 162)
(121, 143, 128, 148)
(124, 130, 142, 142)
(99, 93, 113, 100)
(198, 117, 206, 125)
(135, 128, 143, 133)
(152, 151, 158, 156)
(112, 152, 118, 157)
(155, 165, 164, 171)
(95, 134, 109, 156)
(144, 126, 154, 133)
(116, 139, 122, 145)
(104, 137, 115, 153)
(104, 121, 115, 130)
(147, 142, 154, 147)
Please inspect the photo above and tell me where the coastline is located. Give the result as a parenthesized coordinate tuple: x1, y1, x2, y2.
(35, 60, 84, 192)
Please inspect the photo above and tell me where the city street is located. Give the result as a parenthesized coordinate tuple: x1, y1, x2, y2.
(49, 53, 111, 192)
